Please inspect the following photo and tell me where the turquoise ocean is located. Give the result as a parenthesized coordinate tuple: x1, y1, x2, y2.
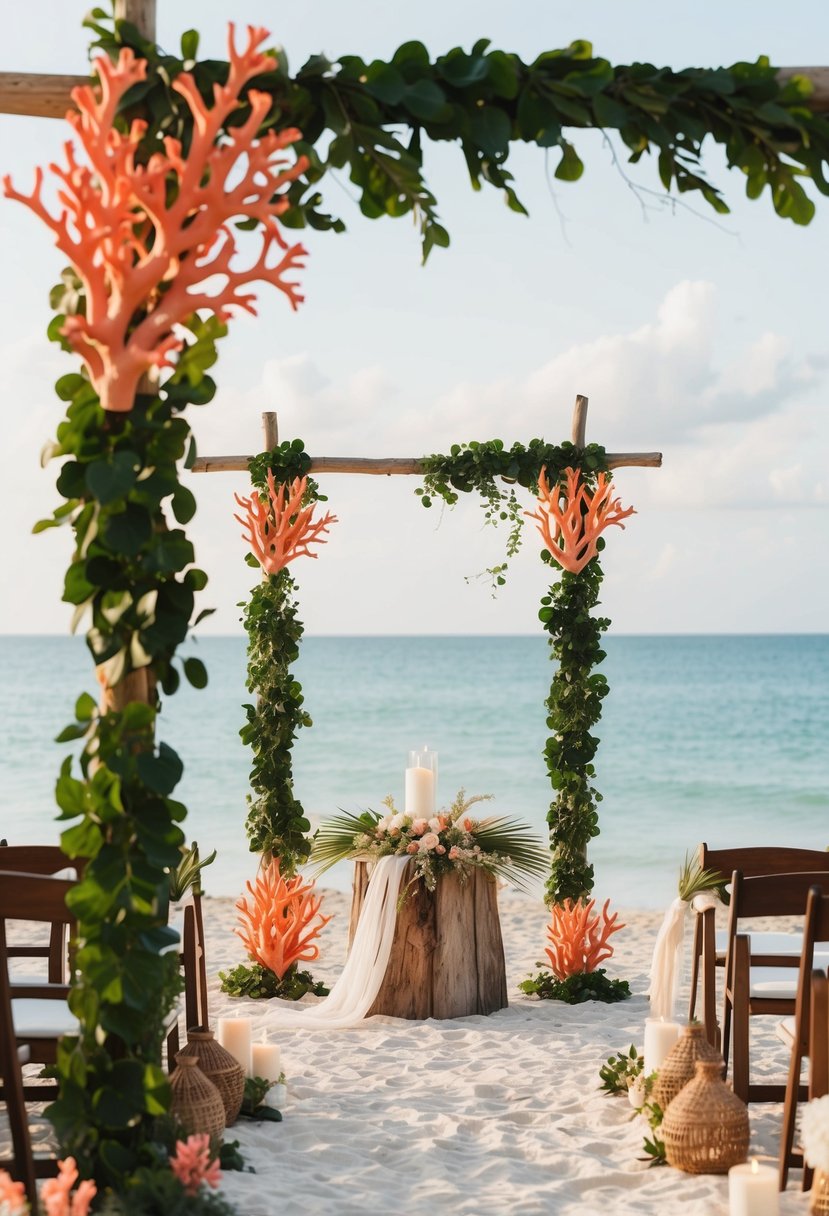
(1, 635, 827, 909)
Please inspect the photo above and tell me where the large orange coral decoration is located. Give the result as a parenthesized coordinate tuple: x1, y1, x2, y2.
(235, 859, 331, 980)
(544, 898, 625, 980)
(234, 473, 338, 575)
(3, 26, 308, 413)
(526, 466, 635, 574)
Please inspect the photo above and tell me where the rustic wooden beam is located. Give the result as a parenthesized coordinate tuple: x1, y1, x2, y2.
(115, 0, 156, 40)
(191, 451, 662, 475)
(1, 64, 827, 121)
(571, 394, 589, 448)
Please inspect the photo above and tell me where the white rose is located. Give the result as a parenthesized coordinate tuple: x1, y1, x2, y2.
(428, 817, 443, 832)
(390, 813, 408, 831)
(419, 832, 440, 852)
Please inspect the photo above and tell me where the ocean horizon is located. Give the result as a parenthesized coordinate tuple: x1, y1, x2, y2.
(2, 632, 827, 910)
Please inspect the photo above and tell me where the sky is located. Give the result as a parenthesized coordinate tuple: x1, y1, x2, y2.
(1, 1, 828, 636)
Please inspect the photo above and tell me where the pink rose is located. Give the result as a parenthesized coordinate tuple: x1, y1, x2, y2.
(436, 845, 446, 854)
(411, 819, 428, 836)
(463, 817, 476, 832)
(406, 842, 419, 854)
(419, 832, 440, 852)
(448, 846, 460, 860)
(389, 828, 401, 838)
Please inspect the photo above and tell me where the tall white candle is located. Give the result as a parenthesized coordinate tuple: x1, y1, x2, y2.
(643, 1018, 681, 1074)
(728, 1160, 779, 1216)
(251, 1042, 282, 1083)
(217, 1017, 252, 1076)
(405, 765, 435, 818)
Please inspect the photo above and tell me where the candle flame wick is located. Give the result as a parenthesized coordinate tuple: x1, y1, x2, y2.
(750, 1158, 758, 1174)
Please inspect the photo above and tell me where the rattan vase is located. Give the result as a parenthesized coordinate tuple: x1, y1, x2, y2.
(653, 1025, 723, 1112)
(661, 1060, 749, 1174)
(181, 1027, 245, 1127)
(811, 1169, 829, 1215)
(169, 1053, 226, 1143)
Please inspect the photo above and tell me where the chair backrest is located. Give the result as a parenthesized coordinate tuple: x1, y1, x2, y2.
(0, 871, 76, 929)
(0, 848, 82, 983)
(811, 967, 829, 1098)
(729, 871, 829, 921)
(700, 843, 829, 882)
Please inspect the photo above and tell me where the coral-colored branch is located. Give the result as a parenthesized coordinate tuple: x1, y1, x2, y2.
(544, 898, 625, 979)
(235, 474, 338, 575)
(235, 858, 332, 980)
(3, 27, 308, 414)
(525, 466, 635, 574)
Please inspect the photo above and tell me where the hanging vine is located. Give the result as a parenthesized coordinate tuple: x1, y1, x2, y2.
(236, 442, 336, 871)
(417, 440, 629, 904)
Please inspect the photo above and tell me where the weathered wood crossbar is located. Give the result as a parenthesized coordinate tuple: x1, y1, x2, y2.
(191, 397, 663, 477)
(1, 66, 828, 119)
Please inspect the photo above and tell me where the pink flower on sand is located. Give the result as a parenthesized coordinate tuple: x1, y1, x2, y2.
(0, 1170, 27, 1216)
(406, 842, 419, 854)
(419, 832, 440, 852)
(40, 1159, 97, 1216)
(411, 819, 428, 836)
(170, 1134, 222, 1197)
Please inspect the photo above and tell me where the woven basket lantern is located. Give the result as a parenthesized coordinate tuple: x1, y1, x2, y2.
(653, 1025, 724, 1112)
(812, 1169, 829, 1215)
(661, 1060, 749, 1175)
(181, 1027, 245, 1127)
(169, 1054, 226, 1143)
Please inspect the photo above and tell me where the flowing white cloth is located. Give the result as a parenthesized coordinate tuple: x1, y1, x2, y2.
(649, 891, 721, 1019)
(262, 855, 410, 1029)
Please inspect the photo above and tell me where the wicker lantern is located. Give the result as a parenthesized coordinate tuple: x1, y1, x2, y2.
(661, 1060, 749, 1174)
(169, 1054, 226, 1143)
(652, 1024, 723, 1112)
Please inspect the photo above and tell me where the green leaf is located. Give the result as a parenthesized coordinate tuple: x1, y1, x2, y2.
(470, 106, 512, 157)
(404, 79, 447, 121)
(171, 485, 197, 524)
(103, 504, 153, 556)
(183, 656, 208, 689)
(86, 451, 139, 505)
(555, 142, 584, 181)
(180, 28, 199, 61)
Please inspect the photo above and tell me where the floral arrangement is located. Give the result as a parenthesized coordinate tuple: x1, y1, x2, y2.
(312, 790, 549, 893)
(802, 1095, 829, 1172)
(235, 473, 337, 576)
(0, 1159, 95, 1216)
(169, 1134, 222, 1197)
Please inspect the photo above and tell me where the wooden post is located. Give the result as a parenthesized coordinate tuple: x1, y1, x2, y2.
(571, 394, 589, 449)
(262, 411, 279, 450)
(115, 0, 157, 39)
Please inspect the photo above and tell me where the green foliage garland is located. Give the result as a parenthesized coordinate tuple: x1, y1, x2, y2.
(240, 441, 322, 870)
(518, 968, 631, 1004)
(86, 10, 829, 259)
(417, 440, 611, 902)
(41, 355, 219, 1184)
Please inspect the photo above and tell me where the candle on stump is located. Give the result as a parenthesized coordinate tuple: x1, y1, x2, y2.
(728, 1159, 779, 1216)
(643, 1017, 681, 1074)
(217, 1017, 252, 1075)
(405, 745, 437, 818)
(251, 1041, 282, 1084)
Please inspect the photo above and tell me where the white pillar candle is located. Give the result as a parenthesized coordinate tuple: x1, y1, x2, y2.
(728, 1160, 779, 1216)
(217, 1017, 252, 1075)
(643, 1018, 681, 1074)
(251, 1042, 282, 1084)
(405, 766, 435, 818)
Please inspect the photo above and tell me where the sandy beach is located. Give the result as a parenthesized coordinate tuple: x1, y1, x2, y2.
(192, 886, 808, 1216)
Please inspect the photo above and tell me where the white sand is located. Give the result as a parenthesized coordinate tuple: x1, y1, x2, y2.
(199, 889, 809, 1216)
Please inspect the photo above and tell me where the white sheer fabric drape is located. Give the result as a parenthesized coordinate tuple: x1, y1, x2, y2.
(649, 891, 720, 1019)
(262, 855, 409, 1029)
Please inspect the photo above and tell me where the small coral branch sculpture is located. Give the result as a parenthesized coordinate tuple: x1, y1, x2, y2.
(3, 25, 308, 413)
(234, 473, 338, 575)
(544, 898, 625, 980)
(235, 859, 332, 980)
(526, 466, 635, 574)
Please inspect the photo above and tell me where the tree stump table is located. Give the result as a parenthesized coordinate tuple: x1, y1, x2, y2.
(348, 861, 508, 1019)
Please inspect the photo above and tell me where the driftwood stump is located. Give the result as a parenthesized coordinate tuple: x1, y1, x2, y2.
(348, 861, 508, 1019)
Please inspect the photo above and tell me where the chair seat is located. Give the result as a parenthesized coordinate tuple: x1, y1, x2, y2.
(749, 967, 800, 999)
(12, 999, 79, 1038)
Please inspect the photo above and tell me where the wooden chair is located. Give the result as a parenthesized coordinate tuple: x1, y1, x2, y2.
(171, 890, 210, 1036)
(722, 871, 829, 1104)
(0, 870, 77, 1210)
(688, 844, 829, 1045)
(0, 845, 84, 982)
(779, 907, 829, 1191)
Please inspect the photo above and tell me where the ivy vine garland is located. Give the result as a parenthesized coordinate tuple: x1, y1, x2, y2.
(418, 439, 614, 904)
(238, 441, 334, 872)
